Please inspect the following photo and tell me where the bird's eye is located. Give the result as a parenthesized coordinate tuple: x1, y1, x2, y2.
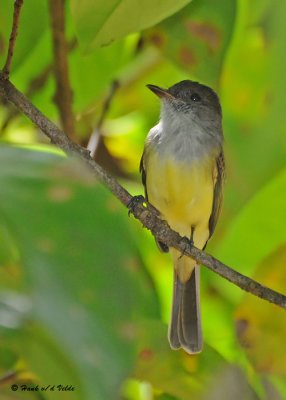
(190, 93, 201, 102)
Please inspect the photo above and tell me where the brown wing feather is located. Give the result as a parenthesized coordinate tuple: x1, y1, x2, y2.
(208, 151, 225, 239)
(139, 153, 148, 200)
(140, 151, 169, 253)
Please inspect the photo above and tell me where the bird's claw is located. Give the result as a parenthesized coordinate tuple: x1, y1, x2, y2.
(179, 236, 193, 259)
(127, 195, 146, 216)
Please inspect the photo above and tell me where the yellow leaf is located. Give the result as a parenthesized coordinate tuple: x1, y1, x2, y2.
(235, 244, 286, 375)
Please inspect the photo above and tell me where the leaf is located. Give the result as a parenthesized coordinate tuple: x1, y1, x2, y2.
(220, 0, 286, 214)
(143, 0, 236, 86)
(0, 145, 160, 399)
(133, 320, 255, 400)
(20, 323, 84, 400)
(70, 0, 192, 50)
(69, 39, 133, 112)
(235, 244, 286, 377)
(215, 168, 286, 303)
(0, 0, 49, 72)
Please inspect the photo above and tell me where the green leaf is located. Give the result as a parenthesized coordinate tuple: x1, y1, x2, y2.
(144, 0, 236, 86)
(220, 1, 286, 213)
(20, 323, 84, 400)
(133, 320, 254, 400)
(70, 0, 192, 50)
(215, 168, 286, 302)
(69, 38, 134, 113)
(0, 0, 49, 72)
(0, 145, 160, 399)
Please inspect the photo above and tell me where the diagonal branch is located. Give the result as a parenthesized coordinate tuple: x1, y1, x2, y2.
(2, 0, 24, 79)
(48, 0, 76, 140)
(0, 73, 286, 310)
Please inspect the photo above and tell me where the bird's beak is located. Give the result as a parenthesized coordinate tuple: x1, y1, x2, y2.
(146, 84, 173, 99)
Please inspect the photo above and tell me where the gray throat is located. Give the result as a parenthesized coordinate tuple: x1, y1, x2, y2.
(147, 111, 222, 163)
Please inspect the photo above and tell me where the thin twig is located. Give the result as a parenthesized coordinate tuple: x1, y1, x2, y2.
(2, 0, 24, 79)
(48, 0, 75, 140)
(97, 80, 120, 130)
(87, 80, 120, 157)
(1, 38, 77, 133)
(0, 74, 286, 310)
(1, 66, 51, 132)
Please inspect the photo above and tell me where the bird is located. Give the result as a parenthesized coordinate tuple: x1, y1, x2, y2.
(140, 80, 224, 354)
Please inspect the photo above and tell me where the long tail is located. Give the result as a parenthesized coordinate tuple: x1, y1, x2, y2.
(168, 265, 202, 354)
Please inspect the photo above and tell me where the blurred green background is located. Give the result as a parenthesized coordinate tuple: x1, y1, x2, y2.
(0, 0, 286, 399)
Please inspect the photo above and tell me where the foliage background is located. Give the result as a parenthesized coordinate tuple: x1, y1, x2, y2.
(0, 0, 286, 399)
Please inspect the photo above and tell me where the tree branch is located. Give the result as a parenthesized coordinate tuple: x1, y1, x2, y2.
(87, 80, 119, 157)
(48, 0, 76, 140)
(2, 0, 24, 79)
(0, 73, 286, 310)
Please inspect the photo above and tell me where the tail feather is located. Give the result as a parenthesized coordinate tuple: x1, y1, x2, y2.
(168, 271, 181, 349)
(168, 265, 202, 354)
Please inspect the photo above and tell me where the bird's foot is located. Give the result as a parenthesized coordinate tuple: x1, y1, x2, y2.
(179, 236, 193, 259)
(127, 195, 146, 216)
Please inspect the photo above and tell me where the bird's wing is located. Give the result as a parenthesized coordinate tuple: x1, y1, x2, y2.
(208, 151, 225, 239)
(139, 152, 148, 200)
(140, 151, 169, 253)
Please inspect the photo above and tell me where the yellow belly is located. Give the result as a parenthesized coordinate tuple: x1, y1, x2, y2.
(145, 150, 214, 281)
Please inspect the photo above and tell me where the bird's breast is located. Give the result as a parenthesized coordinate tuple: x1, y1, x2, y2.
(145, 148, 215, 230)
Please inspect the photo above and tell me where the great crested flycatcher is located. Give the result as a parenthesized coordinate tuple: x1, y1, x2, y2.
(140, 80, 224, 354)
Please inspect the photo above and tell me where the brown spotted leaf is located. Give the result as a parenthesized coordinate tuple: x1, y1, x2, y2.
(144, 0, 236, 86)
(235, 244, 286, 375)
